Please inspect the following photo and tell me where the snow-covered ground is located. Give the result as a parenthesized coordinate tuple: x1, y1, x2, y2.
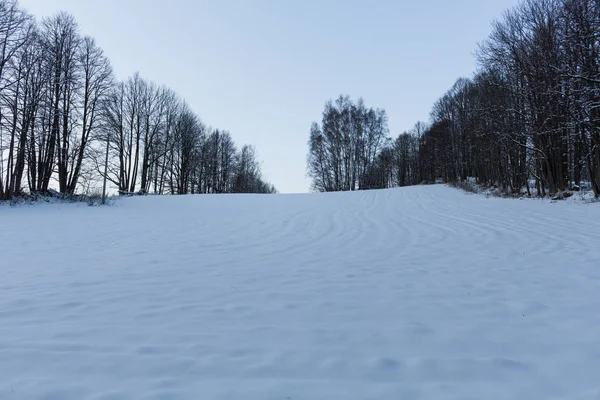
(1, 185, 599, 400)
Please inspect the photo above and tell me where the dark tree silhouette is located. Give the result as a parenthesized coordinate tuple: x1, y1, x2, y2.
(0, 0, 276, 201)
(308, 0, 600, 198)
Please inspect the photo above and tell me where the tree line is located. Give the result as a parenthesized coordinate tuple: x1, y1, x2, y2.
(0, 0, 275, 201)
(308, 0, 600, 198)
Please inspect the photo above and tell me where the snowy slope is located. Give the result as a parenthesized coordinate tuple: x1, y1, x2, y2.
(1, 185, 599, 400)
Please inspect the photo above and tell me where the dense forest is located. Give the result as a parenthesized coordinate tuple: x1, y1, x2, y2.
(308, 0, 600, 198)
(0, 0, 276, 201)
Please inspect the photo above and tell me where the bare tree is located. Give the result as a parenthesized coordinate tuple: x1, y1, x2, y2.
(169, 103, 202, 194)
(0, 0, 33, 200)
(65, 36, 113, 194)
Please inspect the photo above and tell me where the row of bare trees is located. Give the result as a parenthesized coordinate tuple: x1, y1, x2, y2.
(417, 0, 599, 197)
(99, 73, 275, 196)
(308, 0, 600, 198)
(0, 0, 275, 201)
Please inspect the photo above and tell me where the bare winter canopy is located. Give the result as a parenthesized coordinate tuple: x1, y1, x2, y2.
(307, 96, 390, 192)
(308, 0, 600, 198)
(420, 0, 600, 197)
(0, 0, 275, 201)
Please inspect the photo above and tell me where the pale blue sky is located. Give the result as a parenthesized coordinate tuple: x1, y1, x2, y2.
(20, 0, 519, 193)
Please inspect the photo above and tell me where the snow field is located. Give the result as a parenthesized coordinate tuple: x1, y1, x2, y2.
(1, 185, 599, 399)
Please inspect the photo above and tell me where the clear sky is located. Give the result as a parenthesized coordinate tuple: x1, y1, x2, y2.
(19, 0, 520, 193)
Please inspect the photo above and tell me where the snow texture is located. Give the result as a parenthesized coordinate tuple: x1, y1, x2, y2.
(1, 185, 599, 400)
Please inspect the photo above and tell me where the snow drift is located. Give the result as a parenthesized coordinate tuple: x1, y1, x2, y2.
(1, 185, 599, 400)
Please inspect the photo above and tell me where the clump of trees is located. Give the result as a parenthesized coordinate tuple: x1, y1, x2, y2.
(306, 95, 390, 192)
(305, 94, 428, 192)
(0, 0, 275, 201)
(308, 0, 600, 198)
